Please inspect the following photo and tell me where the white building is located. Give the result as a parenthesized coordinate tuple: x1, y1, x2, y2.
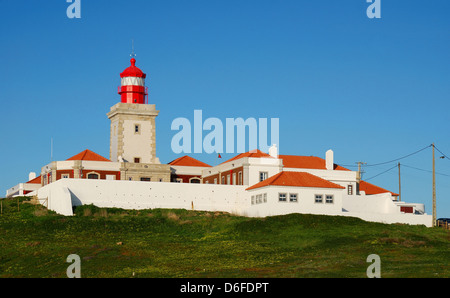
(6, 172, 41, 198)
(5, 57, 433, 227)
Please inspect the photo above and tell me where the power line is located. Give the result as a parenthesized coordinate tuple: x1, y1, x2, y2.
(434, 145, 450, 161)
(337, 164, 358, 168)
(402, 164, 450, 177)
(337, 144, 432, 169)
(364, 145, 432, 167)
(360, 161, 450, 183)
(364, 164, 398, 181)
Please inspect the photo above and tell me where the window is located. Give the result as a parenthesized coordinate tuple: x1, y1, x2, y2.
(227, 175, 230, 185)
(134, 157, 141, 163)
(348, 185, 353, 195)
(87, 173, 99, 179)
(221, 176, 225, 184)
(289, 193, 298, 203)
(259, 172, 268, 182)
(190, 178, 201, 183)
(61, 174, 70, 179)
(256, 194, 262, 204)
(232, 173, 236, 185)
(279, 193, 287, 202)
(140, 177, 151, 181)
(315, 194, 323, 203)
(326, 195, 334, 204)
(214, 178, 217, 184)
(176, 178, 183, 183)
(252, 194, 267, 205)
(134, 124, 140, 134)
(238, 172, 242, 185)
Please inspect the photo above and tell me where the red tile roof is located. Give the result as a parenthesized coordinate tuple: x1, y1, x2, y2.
(66, 149, 111, 162)
(220, 149, 273, 165)
(280, 155, 350, 171)
(26, 175, 41, 184)
(359, 180, 399, 197)
(246, 171, 346, 190)
(168, 155, 211, 167)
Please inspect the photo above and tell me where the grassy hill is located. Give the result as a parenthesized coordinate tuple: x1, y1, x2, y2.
(0, 197, 448, 278)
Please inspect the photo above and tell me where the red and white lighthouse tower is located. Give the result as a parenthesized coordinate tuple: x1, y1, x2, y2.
(118, 58, 148, 104)
(108, 56, 170, 182)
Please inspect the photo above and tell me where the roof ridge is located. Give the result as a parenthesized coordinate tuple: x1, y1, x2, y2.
(219, 149, 272, 165)
(178, 155, 188, 162)
(66, 149, 110, 162)
(168, 155, 211, 167)
(246, 170, 346, 191)
(258, 172, 280, 186)
(270, 171, 285, 184)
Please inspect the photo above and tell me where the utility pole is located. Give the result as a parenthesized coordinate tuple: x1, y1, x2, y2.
(356, 161, 366, 195)
(432, 143, 436, 227)
(356, 161, 366, 181)
(398, 162, 401, 202)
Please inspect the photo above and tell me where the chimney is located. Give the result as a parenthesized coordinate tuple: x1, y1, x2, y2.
(326, 149, 334, 170)
(269, 144, 278, 158)
(28, 172, 36, 181)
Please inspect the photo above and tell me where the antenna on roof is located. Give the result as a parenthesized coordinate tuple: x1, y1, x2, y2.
(130, 39, 136, 59)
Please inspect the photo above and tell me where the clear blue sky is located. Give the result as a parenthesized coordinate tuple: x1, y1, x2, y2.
(1, 0, 449, 218)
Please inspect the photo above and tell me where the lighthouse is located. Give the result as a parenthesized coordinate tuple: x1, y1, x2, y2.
(107, 57, 171, 182)
(118, 58, 148, 104)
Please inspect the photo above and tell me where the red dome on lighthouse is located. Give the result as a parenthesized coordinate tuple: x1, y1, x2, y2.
(120, 58, 147, 78)
(118, 58, 148, 104)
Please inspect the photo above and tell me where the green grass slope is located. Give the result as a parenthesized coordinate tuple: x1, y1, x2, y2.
(0, 197, 448, 278)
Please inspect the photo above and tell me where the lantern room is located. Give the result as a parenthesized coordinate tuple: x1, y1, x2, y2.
(118, 58, 148, 104)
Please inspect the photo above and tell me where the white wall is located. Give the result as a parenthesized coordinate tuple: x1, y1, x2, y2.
(79, 161, 121, 171)
(170, 165, 206, 176)
(342, 193, 398, 214)
(110, 119, 119, 162)
(55, 161, 76, 170)
(37, 179, 248, 216)
(6, 183, 41, 198)
(246, 186, 343, 217)
(342, 193, 433, 227)
(41, 161, 120, 172)
(6, 183, 22, 198)
(122, 119, 154, 163)
(36, 179, 433, 227)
